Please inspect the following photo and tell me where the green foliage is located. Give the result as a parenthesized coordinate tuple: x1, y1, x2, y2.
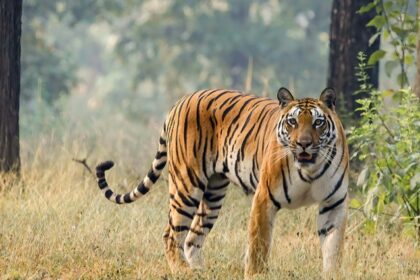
(359, 0, 417, 88)
(349, 56, 420, 238)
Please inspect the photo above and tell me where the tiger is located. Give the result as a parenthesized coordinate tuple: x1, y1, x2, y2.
(95, 87, 349, 277)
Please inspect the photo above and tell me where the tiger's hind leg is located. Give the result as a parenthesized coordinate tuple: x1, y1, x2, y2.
(164, 171, 205, 273)
(184, 174, 230, 269)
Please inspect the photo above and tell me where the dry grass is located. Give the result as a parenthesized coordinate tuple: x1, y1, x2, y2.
(0, 126, 419, 280)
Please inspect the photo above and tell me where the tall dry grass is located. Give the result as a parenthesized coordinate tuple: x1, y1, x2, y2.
(0, 119, 419, 279)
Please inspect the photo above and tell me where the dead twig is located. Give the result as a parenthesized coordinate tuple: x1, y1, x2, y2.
(72, 157, 95, 179)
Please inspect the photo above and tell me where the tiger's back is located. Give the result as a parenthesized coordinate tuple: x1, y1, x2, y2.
(165, 89, 281, 195)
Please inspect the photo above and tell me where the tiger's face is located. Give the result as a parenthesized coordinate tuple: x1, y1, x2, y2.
(276, 88, 337, 167)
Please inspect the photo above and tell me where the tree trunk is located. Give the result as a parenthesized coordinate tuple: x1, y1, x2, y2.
(327, 0, 380, 119)
(414, 0, 420, 99)
(0, 0, 22, 173)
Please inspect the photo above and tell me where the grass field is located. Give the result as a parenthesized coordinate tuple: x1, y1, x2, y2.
(1, 127, 419, 279)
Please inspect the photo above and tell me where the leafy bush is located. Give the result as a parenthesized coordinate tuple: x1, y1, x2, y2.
(349, 85, 420, 238)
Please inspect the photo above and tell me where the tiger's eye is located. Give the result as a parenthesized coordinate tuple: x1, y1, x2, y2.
(314, 119, 324, 126)
(288, 118, 297, 126)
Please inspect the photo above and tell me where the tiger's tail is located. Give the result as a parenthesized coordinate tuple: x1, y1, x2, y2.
(95, 124, 168, 204)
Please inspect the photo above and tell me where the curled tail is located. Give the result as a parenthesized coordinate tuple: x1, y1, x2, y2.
(95, 126, 168, 204)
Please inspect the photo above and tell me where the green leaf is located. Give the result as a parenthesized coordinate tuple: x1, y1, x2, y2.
(357, 167, 369, 187)
(350, 198, 363, 209)
(358, 2, 377, 14)
(369, 32, 381, 46)
(367, 15, 386, 30)
(407, 33, 416, 46)
(384, 60, 398, 77)
(368, 50, 386, 65)
(363, 219, 376, 235)
(404, 54, 414, 65)
(410, 173, 420, 190)
(397, 72, 409, 87)
(383, 29, 390, 40)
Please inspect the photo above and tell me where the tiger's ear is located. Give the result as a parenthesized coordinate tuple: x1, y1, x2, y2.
(277, 87, 294, 108)
(320, 87, 336, 111)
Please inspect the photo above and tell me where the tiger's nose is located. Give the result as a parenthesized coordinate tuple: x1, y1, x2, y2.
(297, 137, 312, 149)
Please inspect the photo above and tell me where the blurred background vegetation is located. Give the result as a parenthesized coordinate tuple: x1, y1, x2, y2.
(21, 0, 333, 122)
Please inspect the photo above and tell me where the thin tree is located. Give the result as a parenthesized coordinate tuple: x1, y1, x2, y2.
(0, 0, 22, 173)
(327, 0, 380, 119)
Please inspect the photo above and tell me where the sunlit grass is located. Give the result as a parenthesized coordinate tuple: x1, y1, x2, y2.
(0, 128, 419, 279)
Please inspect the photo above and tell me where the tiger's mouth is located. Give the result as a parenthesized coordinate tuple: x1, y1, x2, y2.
(296, 152, 316, 163)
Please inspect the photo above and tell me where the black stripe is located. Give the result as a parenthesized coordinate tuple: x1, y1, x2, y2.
(115, 195, 122, 204)
(96, 171, 104, 178)
(318, 224, 335, 236)
(147, 170, 159, 183)
(313, 144, 337, 181)
(207, 215, 219, 219)
(324, 163, 348, 200)
(209, 205, 222, 210)
(105, 189, 113, 199)
(159, 137, 166, 145)
(204, 193, 226, 203)
(137, 182, 149, 195)
(268, 187, 281, 209)
(234, 154, 250, 194)
(196, 212, 207, 217)
(195, 94, 206, 152)
(319, 193, 347, 215)
(282, 169, 291, 204)
(155, 161, 166, 170)
(221, 102, 237, 121)
(205, 90, 229, 110)
(249, 173, 257, 190)
(155, 151, 167, 160)
(202, 137, 209, 178)
(98, 179, 107, 189)
(226, 99, 262, 146)
(189, 228, 204, 236)
(219, 95, 235, 109)
(174, 206, 194, 219)
(169, 194, 182, 208)
(332, 137, 346, 177)
(186, 168, 205, 192)
(123, 193, 132, 203)
(286, 156, 292, 182)
(239, 112, 255, 160)
(208, 181, 229, 190)
(201, 223, 214, 230)
(171, 225, 190, 232)
(177, 191, 196, 207)
(298, 169, 311, 183)
(183, 107, 190, 149)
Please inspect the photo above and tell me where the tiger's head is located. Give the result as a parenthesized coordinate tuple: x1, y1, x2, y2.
(276, 87, 338, 168)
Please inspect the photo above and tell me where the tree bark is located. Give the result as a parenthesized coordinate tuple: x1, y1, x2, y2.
(327, 0, 380, 119)
(0, 0, 22, 173)
(414, 0, 420, 99)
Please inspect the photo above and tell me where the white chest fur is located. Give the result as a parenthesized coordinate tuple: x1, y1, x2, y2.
(273, 153, 348, 210)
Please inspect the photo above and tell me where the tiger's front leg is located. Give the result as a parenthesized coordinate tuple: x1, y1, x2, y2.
(317, 194, 348, 273)
(245, 185, 279, 277)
